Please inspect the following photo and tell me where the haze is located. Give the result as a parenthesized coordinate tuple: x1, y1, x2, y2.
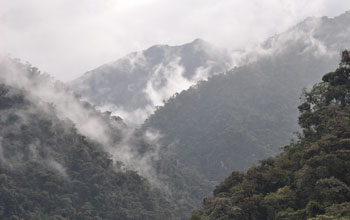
(0, 0, 349, 81)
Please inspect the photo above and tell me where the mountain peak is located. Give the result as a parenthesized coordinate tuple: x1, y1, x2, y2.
(192, 38, 206, 44)
(70, 38, 231, 125)
(189, 38, 212, 48)
(333, 10, 350, 21)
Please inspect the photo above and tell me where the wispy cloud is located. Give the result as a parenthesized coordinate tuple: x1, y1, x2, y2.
(0, 0, 349, 81)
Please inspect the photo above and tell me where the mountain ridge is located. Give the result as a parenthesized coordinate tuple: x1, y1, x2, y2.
(69, 38, 233, 125)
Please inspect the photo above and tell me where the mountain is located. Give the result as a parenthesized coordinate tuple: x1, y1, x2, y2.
(0, 57, 213, 220)
(190, 51, 350, 220)
(69, 39, 232, 125)
(142, 11, 350, 182)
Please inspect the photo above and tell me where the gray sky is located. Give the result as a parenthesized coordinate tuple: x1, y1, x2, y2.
(1, 0, 349, 82)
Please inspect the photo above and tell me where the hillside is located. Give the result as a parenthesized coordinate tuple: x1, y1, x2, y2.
(0, 57, 213, 220)
(70, 39, 232, 125)
(190, 51, 350, 220)
(0, 58, 175, 220)
(143, 11, 350, 181)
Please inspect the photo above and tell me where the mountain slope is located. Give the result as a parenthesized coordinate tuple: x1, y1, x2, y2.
(0, 58, 174, 220)
(70, 39, 232, 125)
(143, 11, 350, 181)
(190, 50, 350, 220)
(0, 57, 214, 220)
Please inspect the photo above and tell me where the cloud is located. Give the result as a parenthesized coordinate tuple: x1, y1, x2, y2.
(144, 57, 191, 107)
(98, 104, 154, 127)
(228, 15, 341, 68)
(1, 0, 349, 81)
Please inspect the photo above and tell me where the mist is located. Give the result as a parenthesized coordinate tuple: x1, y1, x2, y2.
(0, 56, 166, 187)
(70, 12, 345, 126)
(1, 0, 350, 81)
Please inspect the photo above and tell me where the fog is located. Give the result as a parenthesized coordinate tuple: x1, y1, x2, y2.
(1, 0, 350, 81)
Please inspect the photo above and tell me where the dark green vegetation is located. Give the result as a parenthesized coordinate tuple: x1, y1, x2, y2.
(143, 12, 350, 181)
(190, 51, 350, 220)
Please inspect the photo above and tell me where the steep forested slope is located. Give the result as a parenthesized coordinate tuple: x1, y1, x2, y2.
(190, 51, 350, 220)
(143, 12, 350, 181)
(0, 69, 173, 219)
(0, 58, 212, 220)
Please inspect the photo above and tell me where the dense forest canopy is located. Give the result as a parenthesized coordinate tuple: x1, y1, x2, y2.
(190, 51, 350, 220)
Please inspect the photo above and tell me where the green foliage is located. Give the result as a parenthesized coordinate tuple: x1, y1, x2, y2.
(191, 51, 350, 220)
(263, 186, 297, 219)
(306, 201, 324, 218)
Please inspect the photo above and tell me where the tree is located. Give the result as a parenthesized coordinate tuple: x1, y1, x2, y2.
(298, 50, 350, 137)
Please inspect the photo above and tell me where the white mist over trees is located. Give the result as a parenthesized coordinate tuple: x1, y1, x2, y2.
(70, 39, 232, 125)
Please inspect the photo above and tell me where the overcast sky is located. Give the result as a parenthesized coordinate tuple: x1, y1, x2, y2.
(1, 0, 349, 82)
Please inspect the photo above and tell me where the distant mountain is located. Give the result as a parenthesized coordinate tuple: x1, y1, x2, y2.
(143, 11, 350, 182)
(69, 39, 232, 125)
